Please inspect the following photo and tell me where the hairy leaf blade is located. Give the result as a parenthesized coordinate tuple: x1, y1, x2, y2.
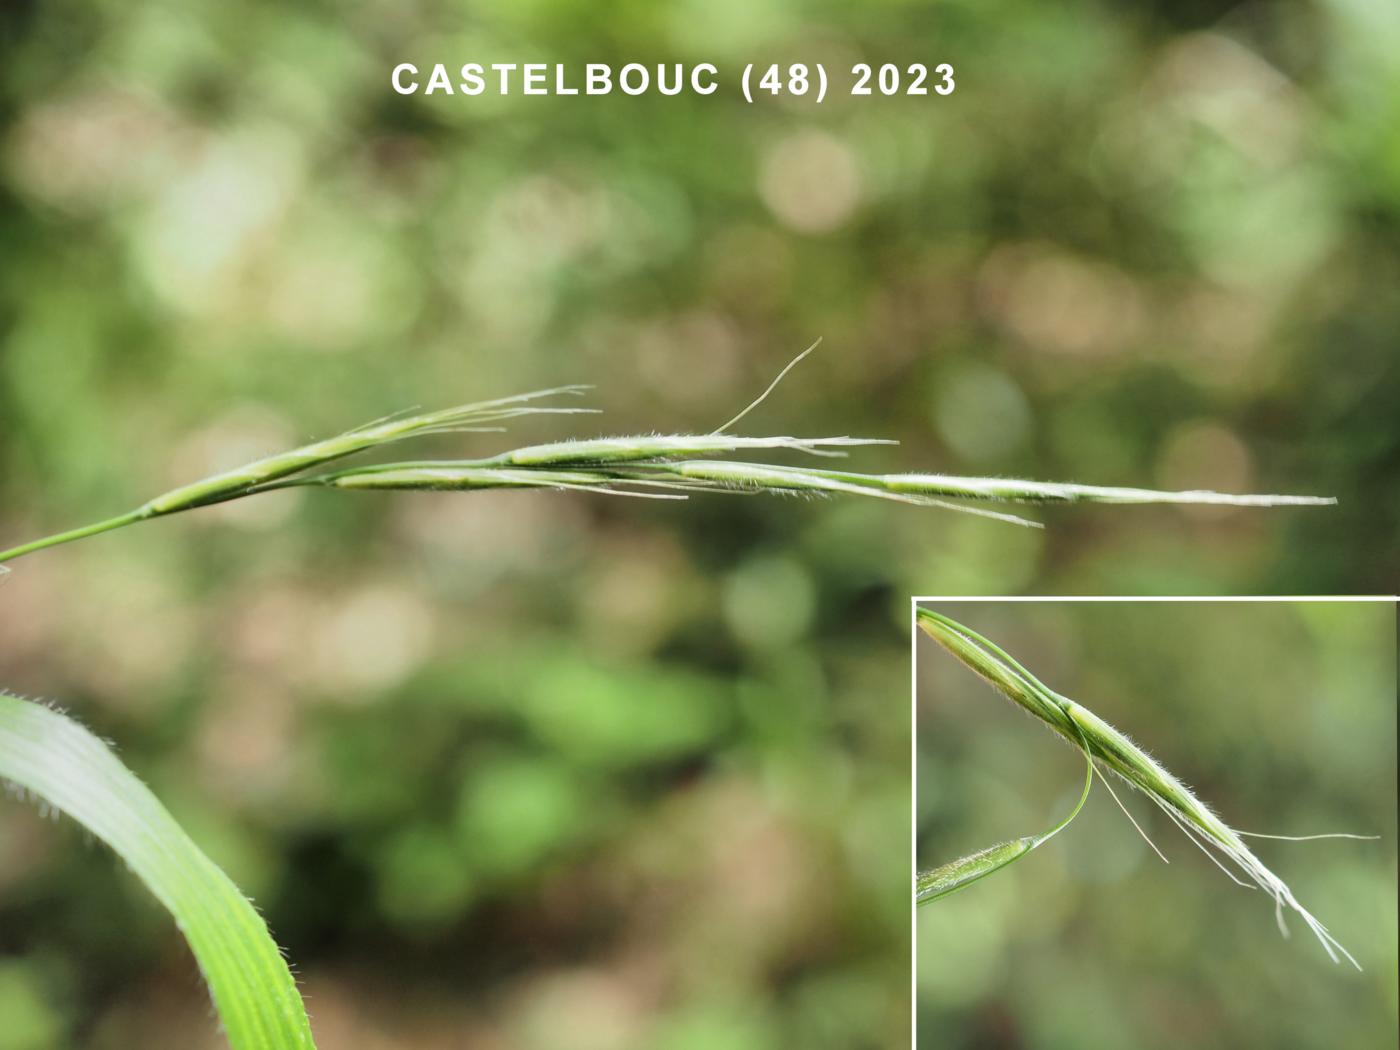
(0, 693, 316, 1049)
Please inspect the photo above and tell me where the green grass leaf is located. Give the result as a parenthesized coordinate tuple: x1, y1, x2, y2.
(0, 693, 316, 1049)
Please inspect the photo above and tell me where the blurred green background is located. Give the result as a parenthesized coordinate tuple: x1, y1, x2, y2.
(0, 0, 1397, 1046)
(917, 601, 1398, 1050)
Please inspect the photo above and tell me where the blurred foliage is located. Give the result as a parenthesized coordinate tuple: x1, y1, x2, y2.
(918, 601, 1398, 1050)
(0, 0, 1396, 1046)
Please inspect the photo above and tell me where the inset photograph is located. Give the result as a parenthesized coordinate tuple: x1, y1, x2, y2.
(914, 599, 1397, 1050)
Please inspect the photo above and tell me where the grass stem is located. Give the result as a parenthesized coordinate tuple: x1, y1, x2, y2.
(0, 509, 148, 564)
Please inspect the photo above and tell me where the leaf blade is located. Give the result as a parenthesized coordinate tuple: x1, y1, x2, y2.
(0, 693, 316, 1049)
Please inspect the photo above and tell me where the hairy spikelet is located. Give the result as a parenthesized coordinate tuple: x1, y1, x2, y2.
(918, 607, 1363, 968)
(918, 718, 1094, 904)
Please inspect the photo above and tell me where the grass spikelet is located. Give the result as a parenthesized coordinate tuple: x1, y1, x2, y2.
(917, 607, 1366, 969)
(493, 434, 896, 465)
(919, 839, 1037, 902)
(143, 387, 599, 514)
(799, 470, 1337, 508)
(918, 723, 1094, 903)
(0, 388, 594, 564)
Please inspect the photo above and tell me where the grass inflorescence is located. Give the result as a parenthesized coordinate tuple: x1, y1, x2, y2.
(0, 354, 1335, 567)
(917, 607, 1371, 968)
